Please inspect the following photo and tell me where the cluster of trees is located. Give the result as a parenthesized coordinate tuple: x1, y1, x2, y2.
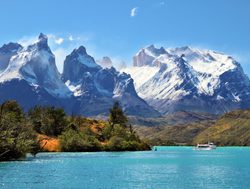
(59, 102, 149, 152)
(0, 101, 150, 161)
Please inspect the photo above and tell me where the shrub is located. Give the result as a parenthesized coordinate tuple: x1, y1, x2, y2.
(59, 129, 101, 152)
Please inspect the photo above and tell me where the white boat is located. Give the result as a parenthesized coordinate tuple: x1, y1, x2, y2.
(194, 142, 216, 150)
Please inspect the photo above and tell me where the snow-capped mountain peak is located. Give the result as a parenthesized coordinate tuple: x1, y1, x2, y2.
(145, 45, 167, 56)
(0, 33, 71, 98)
(71, 46, 100, 68)
(133, 45, 168, 67)
(123, 45, 250, 114)
(167, 46, 237, 75)
(62, 46, 102, 84)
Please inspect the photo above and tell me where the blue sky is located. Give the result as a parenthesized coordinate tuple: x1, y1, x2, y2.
(0, 0, 250, 74)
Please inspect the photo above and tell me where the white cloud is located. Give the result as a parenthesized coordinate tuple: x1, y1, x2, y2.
(55, 38, 64, 45)
(69, 35, 74, 41)
(130, 7, 138, 17)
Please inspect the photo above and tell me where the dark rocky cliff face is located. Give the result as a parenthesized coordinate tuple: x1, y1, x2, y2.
(0, 35, 160, 117)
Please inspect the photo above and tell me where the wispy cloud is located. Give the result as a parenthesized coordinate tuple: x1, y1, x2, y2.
(18, 36, 38, 47)
(130, 7, 138, 17)
(47, 34, 65, 45)
(68, 35, 74, 41)
(55, 38, 64, 45)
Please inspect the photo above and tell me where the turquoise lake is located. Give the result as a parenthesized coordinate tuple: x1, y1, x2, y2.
(0, 147, 250, 189)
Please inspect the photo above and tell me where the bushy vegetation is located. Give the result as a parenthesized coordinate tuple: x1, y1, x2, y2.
(28, 106, 68, 136)
(0, 101, 39, 161)
(59, 102, 150, 152)
(59, 128, 101, 152)
(0, 100, 150, 161)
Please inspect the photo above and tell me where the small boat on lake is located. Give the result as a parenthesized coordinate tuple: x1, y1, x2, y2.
(194, 142, 216, 150)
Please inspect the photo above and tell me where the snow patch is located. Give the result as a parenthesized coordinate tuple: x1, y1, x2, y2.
(78, 54, 99, 68)
(121, 66, 159, 89)
(65, 80, 82, 97)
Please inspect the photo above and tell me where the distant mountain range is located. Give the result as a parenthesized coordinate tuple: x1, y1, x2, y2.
(1, 33, 250, 117)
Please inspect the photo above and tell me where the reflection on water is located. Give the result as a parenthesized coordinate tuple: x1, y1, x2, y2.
(1, 147, 250, 189)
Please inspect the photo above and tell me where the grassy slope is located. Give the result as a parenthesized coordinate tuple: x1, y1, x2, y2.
(38, 134, 61, 152)
(193, 110, 250, 146)
(131, 111, 217, 145)
(129, 111, 216, 127)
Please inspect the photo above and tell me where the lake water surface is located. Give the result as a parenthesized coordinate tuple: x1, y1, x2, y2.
(0, 147, 250, 189)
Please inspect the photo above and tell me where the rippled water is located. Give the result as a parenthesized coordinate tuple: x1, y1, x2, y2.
(0, 147, 250, 189)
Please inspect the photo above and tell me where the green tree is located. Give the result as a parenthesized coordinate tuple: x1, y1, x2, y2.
(0, 100, 24, 122)
(28, 106, 43, 133)
(47, 107, 68, 136)
(109, 101, 128, 129)
(0, 101, 39, 161)
(29, 106, 68, 136)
